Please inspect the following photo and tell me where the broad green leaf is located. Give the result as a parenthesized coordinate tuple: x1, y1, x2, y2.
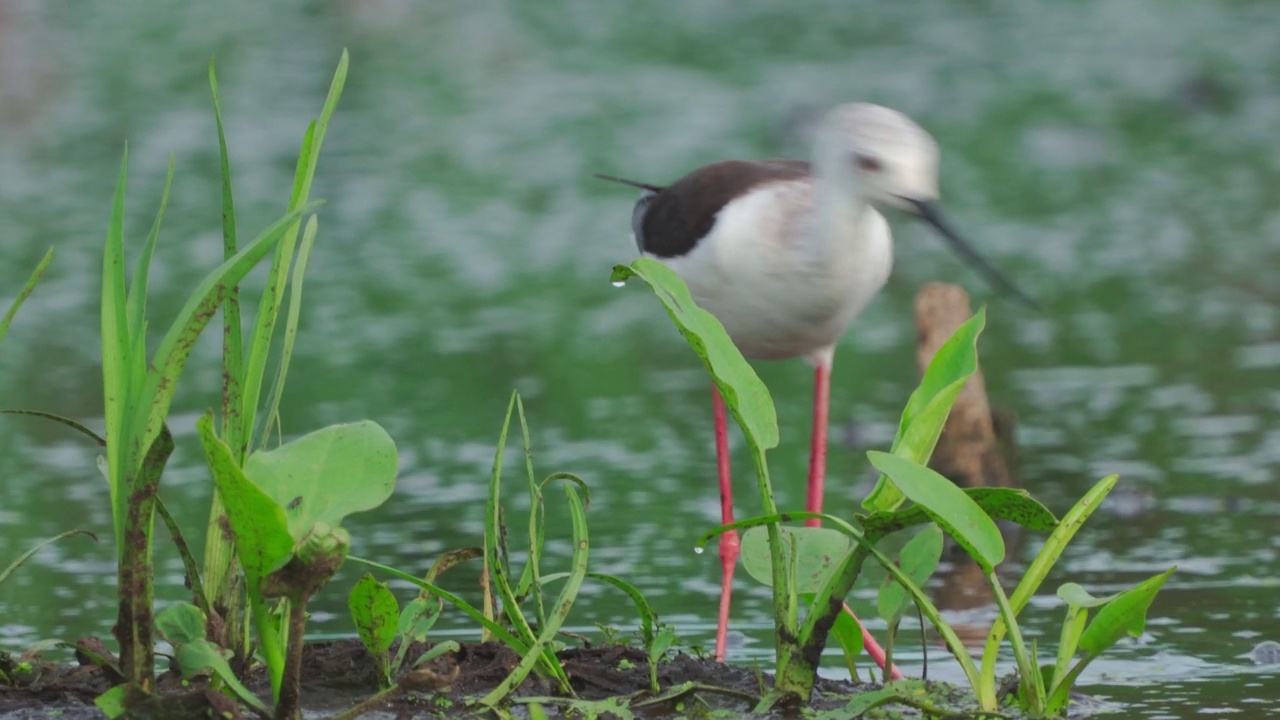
(829, 609, 866, 676)
(863, 487, 1058, 538)
(864, 309, 985, 512)
(244, 420, 397, 540)
(196, 413, 293, 583)
(1079, 567, 1175, 655)
(0, 246, 54, 352)
(155, 603, 205, 646)
(174, 640, 270, 714)
(740, 525, 852, 592)
(349, 573, 400, 657)
(866, 451, 1004, 572)
(611, 258, 778, 450)
(878, 524, 944, 623)
(95, 685, 127, 719)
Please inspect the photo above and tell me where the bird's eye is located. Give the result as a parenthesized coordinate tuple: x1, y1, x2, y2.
(851, 153, 882, 172)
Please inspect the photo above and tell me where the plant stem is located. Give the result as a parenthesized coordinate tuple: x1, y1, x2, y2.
(275, 599, 307, 720)
(985, 572, 1044, 712)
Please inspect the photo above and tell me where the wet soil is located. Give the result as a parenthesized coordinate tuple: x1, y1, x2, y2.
(0, 637, 964, 719)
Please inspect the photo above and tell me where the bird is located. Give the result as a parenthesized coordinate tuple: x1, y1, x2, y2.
(598, 102, 1034, 674)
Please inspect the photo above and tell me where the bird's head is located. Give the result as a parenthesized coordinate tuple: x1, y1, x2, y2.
(813, 102, 940, 212)
(814, 103, 1039, 310)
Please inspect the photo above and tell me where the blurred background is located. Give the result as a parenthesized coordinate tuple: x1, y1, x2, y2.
(1, 1, 1277, 716)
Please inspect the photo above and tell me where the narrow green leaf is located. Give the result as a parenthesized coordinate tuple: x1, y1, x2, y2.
(611, 258, 778, 450)
(867, 451, 1004, 571)
(864, 309, 985, 511)
(484, 392, 541, 649)
(539, 571, 658, 648)
(0, 530, 96, 586)
(124, 155, 174, 340)
(0, 246, 54, 351)
(1079, 567, 1175, 655)
(210, 57, 244, 447)
(139, 203, 320, 462)
(101, 145, 134, 546)
(978, 474, 1119, 707)
(260, 214, 319, 447)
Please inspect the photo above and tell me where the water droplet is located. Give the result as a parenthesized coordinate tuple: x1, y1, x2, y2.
(611, 280, 626, 288)
(693, 546, 704, 555)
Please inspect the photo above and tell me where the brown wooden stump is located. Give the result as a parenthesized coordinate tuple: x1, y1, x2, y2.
(914, 282, 1017, 488)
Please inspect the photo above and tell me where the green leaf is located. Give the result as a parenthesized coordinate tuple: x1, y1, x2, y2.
(173, 640, 271, 714)
(196, 413, 293, 584)
(740, 525, 852, 592)
(397, 597, 441, 642)
(94, 685, 127, 719)
(1057, 583, 1119, 609)
(0, 530, 96, 586)
(866, 451, 1004, 572)
(244, 420, 398, 540)
(878, 524, 944, 623)
(139, 202, 319, 464)
(349, 572, 400, 657)
(611, 258, 778, 450)
(862, 487, 1058, 537)
(155, 603, 206, 646)
(101, 146, 133, 547)
(1079, 567, 1175, 655)
(0, 246, 54, 352)
(864, 309, 985, 511)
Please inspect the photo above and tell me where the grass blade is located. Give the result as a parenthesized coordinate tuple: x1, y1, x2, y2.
(260, 214, 318, 444)
(0, 530, 97, 585)
(101, 145, 134, 548)
(0, 246, 55, 351)
(139, 203, 319, 459)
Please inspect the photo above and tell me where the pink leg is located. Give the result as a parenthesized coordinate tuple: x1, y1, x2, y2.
(712, 384, 738, 663)
(806, 361, 903, 680)
(804, 362, 832, 528)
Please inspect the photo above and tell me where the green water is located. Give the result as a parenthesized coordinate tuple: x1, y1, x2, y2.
(2, 2, 1278, 716)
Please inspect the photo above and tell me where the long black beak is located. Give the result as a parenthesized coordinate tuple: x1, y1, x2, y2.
(905, 198, 1040, 311)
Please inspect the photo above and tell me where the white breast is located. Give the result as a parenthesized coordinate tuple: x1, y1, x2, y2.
(653, 180, 894, 364)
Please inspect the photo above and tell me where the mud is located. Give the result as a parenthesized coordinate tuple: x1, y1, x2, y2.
(0, 637, 957, 719)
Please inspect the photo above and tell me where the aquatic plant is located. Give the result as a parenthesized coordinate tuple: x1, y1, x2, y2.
(616, 256, 1174, 717)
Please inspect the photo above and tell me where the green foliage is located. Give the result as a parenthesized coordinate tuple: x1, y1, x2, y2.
(0, 246, 54, 352)
(627, 261, 1174, 716)
(198, 413, 398, 704)
(349, 573, 400, 687)
(154, 603, 268, 715)
(0, 531, 96, 587)
(863, 309, 986, 512)
(202, 50, 349, 671)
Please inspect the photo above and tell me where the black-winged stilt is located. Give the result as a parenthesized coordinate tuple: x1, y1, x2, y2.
(600, 103, 1033, 672)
